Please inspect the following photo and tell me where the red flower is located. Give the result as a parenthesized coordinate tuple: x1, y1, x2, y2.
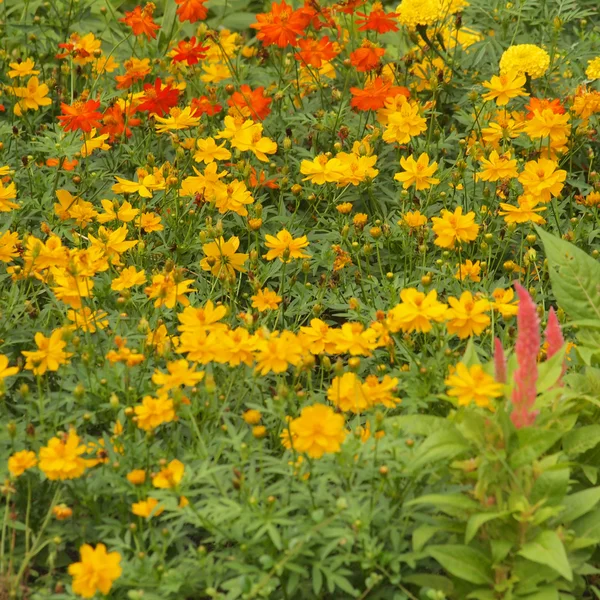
(349, 40, 385, 72)
(101, 104, 141, 141)
(250, 0, 310, 48)
(249, 168, 279, 189)
(525, 97, 566, 119)
(294, 36, 338, 68)
(191, 96, 222, 117)
(171, 37, 209, 65)
(120, 3, 160, 40)
(227, 85, 272, 121)
(137, 78, 181, 117)
(175, 0, 209, 23)
(356, 5, 398, 33)
(333, 0, 367, 15)
(58, 99, 103, 133)
(350, 77, 409, 111)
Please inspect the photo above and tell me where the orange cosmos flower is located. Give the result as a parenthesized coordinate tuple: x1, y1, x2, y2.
(175, 0, 209, 23)
(356, 4, 398, 33)
(58, 99, 102, 133)
(525, 97, 565, 119)
(115, 58, 151, 89)
(227, 85, 272, 121)
(137, 78, 181, 117)
(120, 3, 160, 40)
(101, 103, 141, 141)
(350, 77, 409, 111)
(250, 0, 310, 48)
(294, 36, 338, 68)
(171, 36, 209, 65)
(349, 40, 385, 72)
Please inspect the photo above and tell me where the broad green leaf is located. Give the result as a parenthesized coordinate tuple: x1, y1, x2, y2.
(536, 349, 566, 393)
(428, 545, 493, 585)
(412, 524, 439, 552)
(403, 574, 453, 594)
(465, 511, 509, 544)
(572, 508, 600, 543)
(388, 414, 450, 436)
(406, 493, 479, 514)
(519, 586, 559, 600)
(410, 429, 469, 471)
(563, 425, 600, 457)
(510, 430, 562, 469)
(560, 487, 600, 522)
(518, 531, 573, 581)
(535, 226, 600, 321)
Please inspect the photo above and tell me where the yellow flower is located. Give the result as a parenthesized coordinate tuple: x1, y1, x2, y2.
(201, 62, 231, 83)
(97, 199, 139, 224)
(39, 430, 88, 480)
(382, 101, 427, 144)
(481, 72, 528, 106)
(243, 409, 262, 425)
(68, 544, 122, 599)
(127, 469, 147, 485)
(66, 307, 109, 333)
(431, 207, 479, 248)
(586, 57, 600, 80)
(9, 76, 52, 116)
(396, 0, 444, 28)
(251, 288, 282, 312)
(394, 153, 439, 190)
(499, 44, 550, 79)
(22, 329, 73, 375)
(400, 210, 427, 228)
(491, 287, 519, 318)
(327, 322, 379, 356)
(264, 229, 310, 262)
(194, 137, 232, 163)
(284, 403, 346, 458)
(518, 158, 566, 202)
(478, 151, 518, 181)
(144, 272, 195, 309)
(525, 109, 571, 141)
(8, 450, 37, 477)
(362, 375, 400, 408)
(327, 372, 370, 413)
(0, 182, 19, 212)
(445, 363, 503, 408)
(254, 331, 304, 375)
(132, 498, 164, 518)
(445, 292, 491, 339)
(111, 266, 146, 290)
(0, 355, 19, 381)
(301, 155, 348, 184)
(52, 504, 73, 520)
(88, 224, 138, 262)
(152, 459, 185, 489)
(253, 425, 267, 438)
(8, 58, 39, 78)
(455, 259, 481, 282)
(155, 106, 201, 133)
(499, 195, 547, 225)
(80, 129, 111, 157)
(299, 318, 334, 355)
(216, 116, 277, 162)
(200, 236, 248, 278)
(136, 211, 163, 232)
(152, 359, 204, 394)
(134, 395, 176, 431)
(386, 288, 447, 333)
(0, 230, 19, 263)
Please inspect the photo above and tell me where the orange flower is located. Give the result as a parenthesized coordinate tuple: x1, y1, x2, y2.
(115, 58, 151, 90)
(525, 97, 565, 119)
(120, 3, 160, 40)
(101, 103, 141, 141)
(250, 0, 310, 48)
(171, 36, 208, 65)
(349, 40, 385, 72)
(227, 85, 272, 121)
(58, 99, 102, 133)
(46, 157, 79, 171)
(356, 4, 398, 33)
(175, 0, 209, 23)
(294, 36, 338, 68)
(350, 77, 409, 111)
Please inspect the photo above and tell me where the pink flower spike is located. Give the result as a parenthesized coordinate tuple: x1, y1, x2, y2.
(510, 282, 541, 429)
(494, 337, 507, 384)
(545, 307, 566, 384)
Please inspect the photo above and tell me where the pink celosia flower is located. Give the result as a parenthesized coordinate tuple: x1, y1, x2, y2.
(494, 337, 507, 384)
(545, 307, 566, 385)
(511, 282, 540, 429)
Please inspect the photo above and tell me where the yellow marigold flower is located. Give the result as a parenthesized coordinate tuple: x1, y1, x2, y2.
(499, 44, 550, 79)
(491, 287, 519, 318)
(431, 207, 479, 248)
(382, 101, 427, 144)
(243, 409, 262, 425)
(478, 151, 518, 181)
(22, 329, 72, 376)
(200, 236, 248, 278)
(68, 544, 122, 599)
(0, 355, 19, 381)
(386, 288, 447, 333)
(445, 363, 503, 408)
(586, 57, 600, 80)
(327, 372, 370, 413)
(396, 0, 444, 28)
(8, 57, 39, 78)
(445, 291, 491, 339)
(455, 259, 481, 282)
(0, 182, 19, 212)
(254, 331, 304, 375)
(518, 158, 566, 202)
(251, 287, 282, 312)
(499, 195, 547, 224)
(155, 106, 201, 133)
(131, 498, 164, 518)
(394, 153, 439, 190)
(264, 229, 309, 262)
(152, 459, 185, 489)
(400, 210, 427, 228)
(152, 359, 204, 394)
(127, 469, 147, 485)
(284, 403, 346, 458)
(481, 72, 528, 106)
(8, 450, 37, 477)
(52, 504, 73, 520)
(144, 272, 195, 309)
(134, 395, 176, 431)
(525, 109, 570, 141)
(39, 430, 88, 481)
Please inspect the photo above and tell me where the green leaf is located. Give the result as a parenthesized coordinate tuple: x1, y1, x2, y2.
(518, 531, 573, 581)
(560, 487, 600, 523)
(510, 430, 562, 469)
(465, 512, 509, 544)
(312, 564, 323, 596)
(410, 429, 469, 471)
(428, 545, 493, 585)
(403, 574, 454, 594)
(536, 349, 566, 393)
(406, 493, 479, 514)
(412, 524, 439, 552)
(535, 226, 600, 321)
(572, 508, 600, 543)
(388, 414, 450, 436)
(519, 586, 559, 600)
(563, 425, 600, 457)
(217, 11, 258, 29)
